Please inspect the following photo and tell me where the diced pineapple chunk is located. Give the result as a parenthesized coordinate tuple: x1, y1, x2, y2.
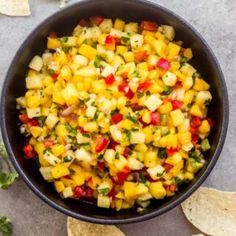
(75, 66, 97, 77)
(51, 144, 65, 156)
(86, 106, 96, 118)
(30, 126, 43, 138)
(61, 83, 79, 105)
(124, 22, 138, 33)
(130, 131, 145, 144)
(152, 39, 167, 56)
(72, 55, 88, 66)
(51, 164, 70, 179)
(165, 152, 182, 165)
(101, 64, 115, 77)
(130, 34, 144, 49)
(39, 166, 53, 181)
(147, 165, 165, 180)
(135, 183, 148, 196)
(161, 25, 175, 41)
(149, 182, 166, 199)
(26, 75, 43, 89)
(43, 150, 62, 166)
(97, 195, 110, 208)
(92, 79, 106, 93)
(62, 187, 73, 198)
(26, 95, 41, 108)
(162, 71, 177, 86)
(114, 155, 128, 171)
(99, 19, 113, 33)
(178, 132, 191, 145)
(144, 94, 163, 112)
(26, 107, 41, 118)
(128, 157, 144, 170)
(75, 148, 92, 162)
(84, 122, 98, 132)
(109, 125, 123, 142)
(45, 113, 59, 129)
(104, 149, 115, 164)
(29, 55, 43, 71)
(195, 91, 212, 105)
(72, 173, 85, 186)
(170, 109, 184, 126)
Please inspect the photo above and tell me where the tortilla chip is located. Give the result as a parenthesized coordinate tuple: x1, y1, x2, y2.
(67, 217, 125, 236)
(0, 0, 30, 16)
(182, 187, 236, 236)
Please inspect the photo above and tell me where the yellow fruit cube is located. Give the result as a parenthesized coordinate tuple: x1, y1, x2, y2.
(152, 39, 167, 56)
(60, 65, 72, 81)
(135, 143, 148, 153)
(84, 122, 98, 132)
(78, 44, 97, 60)
(165, 152, 182, 165)
(72, 174, 85, 186)
(51, 164, 70, 179)
(92, 79, 106, 93)
(114, 18, 125, 30)
(189, 104, 204, 117)
(51, 144, 65, 156)
(30, 126, 43, 138)
(144, 151, 158, 167)
(26, 95, 41, 108)
(149, 182, 166, 199)
(142, 110, 151, 124)
(45, 113, 59, 129)
(170, 109, 184, 126)
(47, 37, 61, 49)
(159, 102, 173, 113)
(193, 78, 210, 91)
(184, 48, 193, 60)
(119, 119, 133, 129)
(97, 195, 110, 208)
(135, 183, 149, 196)
(198, 120, 210, 133)
(167, 42, 181, 59)
(54, 181, 65, 193)
(124, 182, 137, 199)
(178, 132, 191, 145)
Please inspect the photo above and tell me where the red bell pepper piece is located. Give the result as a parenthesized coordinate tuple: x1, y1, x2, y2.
(74, 186, 86, 199)
(138, 81, 152, 92)
(89, 16, 104, 26)
(51, 73, 59, 81)
(191, 133, 199, 145)
(109, 141, 118, 150)
(163, 163, 173, 172)
(108, 187, 117, 198)
(166, 148, 178, 156)
(171, 100, 183, 110)
(117, 166, 130, 184)
(85, 187, 94, 197)
(118, 83, 134, 99)
(111, 113, 123, 124)
(97, 162, 106, 171)
(49, 32, 57, 38)
(168, 184, 176, 193)
(123, 147, 130, 158)
(27, 119, 39, 127)
(140, 21, 157, 32)
(150, 112, 161, 125)
(105, 73, 115, 85)
(79, 18, 89, 27)
(191, 116, 202, 128)
(19, 114, 29, 123)
(95, 136, 109, 153)
(157, 58, 170, 71)
(105, 35, 116, 44)
(44, 139, 54, 148)
(134, 51, 148, 62)
(23, 144, 35, 159)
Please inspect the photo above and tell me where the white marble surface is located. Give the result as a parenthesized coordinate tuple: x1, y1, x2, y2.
(0, 0, 235, 235)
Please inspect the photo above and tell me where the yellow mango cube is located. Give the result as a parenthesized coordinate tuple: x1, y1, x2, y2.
(170, 109, 184, 126)
(198, 120, 210, 133)
(149, 182, 166, 199)
(51, 144, 65, 156)
(78, 44, 97, 60)
(189, 104, 204, 117)
(124, 182, 137, 199)
(114, 18, 125, 30)
(72, 173, 85, 186)
(144, 151, 158, 167)
(54, 181, 65, 193)
(51, 164, 70, 179)
(167, 42, 181, 59)
(193, 78, 210, 91)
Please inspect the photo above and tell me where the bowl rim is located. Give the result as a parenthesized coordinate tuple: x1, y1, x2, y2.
(0, 0, 229, 224)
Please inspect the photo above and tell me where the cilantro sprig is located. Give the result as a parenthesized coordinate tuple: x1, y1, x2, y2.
(0, 216, 12, 236)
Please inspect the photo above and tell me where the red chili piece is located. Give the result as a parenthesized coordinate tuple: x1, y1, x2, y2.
(111, 113, 123, 124)
(95, 136, 109, 153)
(171, 100, 183, 110)
(105, 73, 115, 85)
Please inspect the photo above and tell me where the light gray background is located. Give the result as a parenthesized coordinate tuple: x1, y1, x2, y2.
(0, 0, 235, 235)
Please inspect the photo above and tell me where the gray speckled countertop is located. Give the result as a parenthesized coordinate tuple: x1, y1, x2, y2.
(0, 0, 235, 235)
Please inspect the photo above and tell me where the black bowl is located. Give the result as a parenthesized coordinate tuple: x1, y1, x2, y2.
(0, 0, 229, 224)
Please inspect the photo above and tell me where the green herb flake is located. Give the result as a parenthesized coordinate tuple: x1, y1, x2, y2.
(65, 123, 77, 137)
(82, 133, 90, 138)
(97, 154, 104, 160)
(174, 176, 183, 185)
(201, 139, 211, 152)
(158, 148, 167, 159)
(64, 156, 73, 163)
(94, 111, 99, 120)
(162, 86, 173, 95)
(0, 216, 12, 236)
(121, 36, 130, 44)
(94, 55, 103, 68)
(46, 68, 55, 75)
(115, 152, 120, 160)
(98, 188, 110, 196)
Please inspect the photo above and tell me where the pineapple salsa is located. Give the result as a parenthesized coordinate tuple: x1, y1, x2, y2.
(17, 16, 213, 211)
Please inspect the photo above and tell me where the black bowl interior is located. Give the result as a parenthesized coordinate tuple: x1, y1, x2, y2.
(0, 0, 228, 224)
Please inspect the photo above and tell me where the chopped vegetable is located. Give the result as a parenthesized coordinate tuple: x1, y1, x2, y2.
(17, 17, 212, 211)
